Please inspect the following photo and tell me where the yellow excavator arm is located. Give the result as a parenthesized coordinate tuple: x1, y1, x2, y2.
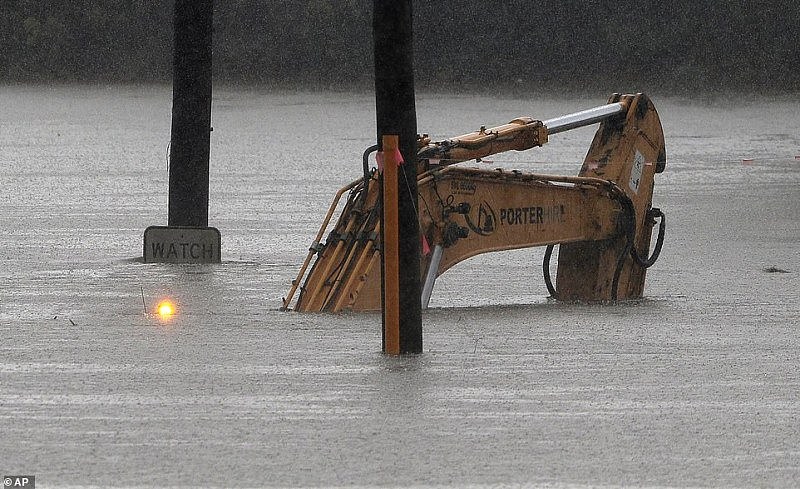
(282, 93, 666, 312)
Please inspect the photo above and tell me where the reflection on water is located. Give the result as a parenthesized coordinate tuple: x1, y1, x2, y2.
(0, 86, 798, 487)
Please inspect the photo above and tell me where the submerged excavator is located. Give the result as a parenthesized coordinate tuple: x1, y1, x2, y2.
(282, 93, 666, 312)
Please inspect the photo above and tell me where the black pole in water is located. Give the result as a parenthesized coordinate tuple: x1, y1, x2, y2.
(143, 0, 219, 263)
(168, 0, 213, 227)
(374, 0, 422, 354)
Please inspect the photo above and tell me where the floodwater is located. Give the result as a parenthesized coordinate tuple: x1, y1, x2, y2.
(1, 85, 798, 488)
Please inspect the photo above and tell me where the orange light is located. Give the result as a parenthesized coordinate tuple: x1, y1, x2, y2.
(156, 300, 176, 319)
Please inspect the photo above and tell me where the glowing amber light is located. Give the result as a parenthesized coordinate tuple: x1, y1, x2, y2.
(156, 300, 176, 319)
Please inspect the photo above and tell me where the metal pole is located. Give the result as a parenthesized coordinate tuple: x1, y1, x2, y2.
(374, 0, 422, 354)
(421, 244, 443, 309)
(168, 0, 213, 227)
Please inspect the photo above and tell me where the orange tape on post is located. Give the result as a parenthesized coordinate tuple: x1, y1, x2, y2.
(382, 135, 401, 355)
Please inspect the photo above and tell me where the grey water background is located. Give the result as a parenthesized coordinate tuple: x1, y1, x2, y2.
(1, 85, 799, 488)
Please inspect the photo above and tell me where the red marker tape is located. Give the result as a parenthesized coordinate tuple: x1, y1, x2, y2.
(421, 235, 431, 256)
(376, 151, 384, 172)
(376, 148, 405, 171)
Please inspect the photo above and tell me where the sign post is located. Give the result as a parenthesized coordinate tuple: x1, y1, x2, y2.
(374, 0, 422, 354)
(143, 0, 219, 264)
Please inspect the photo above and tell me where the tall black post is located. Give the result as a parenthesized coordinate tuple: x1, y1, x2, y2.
(374, 0, 422, 354)
(169, 0, 213, 227)
(143, 0, 219, 264)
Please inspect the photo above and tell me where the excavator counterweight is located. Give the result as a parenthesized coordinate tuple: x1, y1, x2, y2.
(282, 93, 666, 312)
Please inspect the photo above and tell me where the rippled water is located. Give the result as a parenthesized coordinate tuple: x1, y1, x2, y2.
(1, 85, 799, 488)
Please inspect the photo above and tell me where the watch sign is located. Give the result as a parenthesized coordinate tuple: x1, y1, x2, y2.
(143, 226, 221, 263)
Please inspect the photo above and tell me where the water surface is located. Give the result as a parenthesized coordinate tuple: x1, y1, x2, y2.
(1, 85, 798, 488)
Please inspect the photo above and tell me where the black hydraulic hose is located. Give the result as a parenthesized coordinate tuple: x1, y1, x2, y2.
(631, 208, 666, 268)
(362, 144, 378, 188)
(543, 244, 557, 298)
(542, 188, 665, 301)
(612, 199, 667, 299)
(356, 144, 379, 211)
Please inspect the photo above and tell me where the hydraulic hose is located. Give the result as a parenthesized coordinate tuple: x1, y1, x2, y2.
(611, 200, 666, 299)
(362, 144, 378, 188)
(631, 208, 666, 268)
(541, 191, 665, 301)
(543, 244, 557, 298)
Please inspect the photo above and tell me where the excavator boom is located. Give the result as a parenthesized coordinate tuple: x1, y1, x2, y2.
(282, 93, 666, 312)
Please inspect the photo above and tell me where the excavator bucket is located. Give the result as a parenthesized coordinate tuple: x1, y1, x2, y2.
(282, 93, 666, 311)
(555, 93, 666, 300)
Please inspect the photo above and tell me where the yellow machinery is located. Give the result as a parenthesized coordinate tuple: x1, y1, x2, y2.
(282, 93, 666, 311)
